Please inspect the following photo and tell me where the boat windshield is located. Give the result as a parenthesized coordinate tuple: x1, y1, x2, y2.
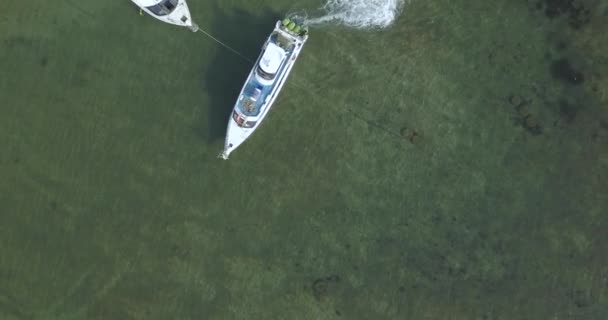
(256, 65, 275, 80)
(146, 0, 178, 16)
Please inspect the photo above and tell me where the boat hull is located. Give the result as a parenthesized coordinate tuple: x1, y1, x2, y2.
(220, 20, 308, 159)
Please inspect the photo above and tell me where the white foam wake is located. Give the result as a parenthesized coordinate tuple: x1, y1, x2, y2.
(303, 0, 405, 29)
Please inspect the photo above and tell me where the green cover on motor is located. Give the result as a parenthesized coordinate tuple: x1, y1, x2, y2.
(287, 22, 296, 30)
(293, 25, 301, 33)
(282, 18, 290, 26)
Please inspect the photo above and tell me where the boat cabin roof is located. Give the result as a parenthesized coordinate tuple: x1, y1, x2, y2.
(134, 0, 165, 6)
(259, 43, 286, 75)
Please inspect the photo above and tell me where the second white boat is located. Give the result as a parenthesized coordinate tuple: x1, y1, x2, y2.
(219, 17, 309, 159)
(131, 0, 198, 31)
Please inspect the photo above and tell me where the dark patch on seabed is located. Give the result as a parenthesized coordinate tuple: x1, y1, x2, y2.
(508, 95, 543, 135)
(535, 0, 592, 29)
(40, 56, 48, 67)
(3, 35, 41, 53)
(525, 0, 608, 138)
(311, 274, 341, 302)
(550, 58, 585, 84)
(3, 35, 50, 71)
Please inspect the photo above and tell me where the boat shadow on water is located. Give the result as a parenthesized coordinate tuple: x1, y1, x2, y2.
(200, 7, 281, 143)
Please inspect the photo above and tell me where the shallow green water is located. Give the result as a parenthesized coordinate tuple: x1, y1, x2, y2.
(1, 0, 607, 319)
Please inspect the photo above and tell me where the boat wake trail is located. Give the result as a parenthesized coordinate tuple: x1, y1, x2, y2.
(301, 0, 406, 29)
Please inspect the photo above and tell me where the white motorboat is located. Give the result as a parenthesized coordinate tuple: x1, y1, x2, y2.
(219, 18, 309, 159)
(131, 0, 198, 31)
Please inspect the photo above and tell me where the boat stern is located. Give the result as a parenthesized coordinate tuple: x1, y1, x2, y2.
(278, 17, 309, 41)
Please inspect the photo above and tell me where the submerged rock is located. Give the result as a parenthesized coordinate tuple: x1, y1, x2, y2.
(400, 127, 421, 144)
(523, 114, 543, 135)
(509, 94, 524, 107)
(517, 104, 531, 118)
